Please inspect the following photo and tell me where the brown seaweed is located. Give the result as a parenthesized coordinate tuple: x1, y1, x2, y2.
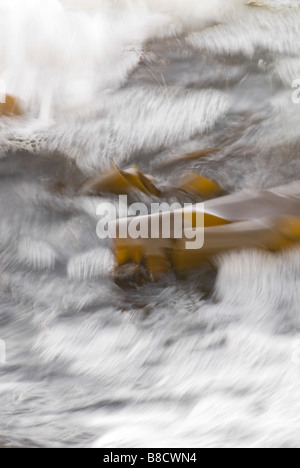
(0, 95, 22, 117)
(79, 163, 161, 197)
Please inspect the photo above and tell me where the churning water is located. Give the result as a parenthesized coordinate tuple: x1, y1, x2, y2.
(1, 0, 300, 448)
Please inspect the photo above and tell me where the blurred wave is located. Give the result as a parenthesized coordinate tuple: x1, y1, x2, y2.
(0, 0, 300, 449)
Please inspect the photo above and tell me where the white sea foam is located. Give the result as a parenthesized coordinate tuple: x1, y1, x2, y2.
(1, 0, 300, 450)
(0, 0, 243, 119)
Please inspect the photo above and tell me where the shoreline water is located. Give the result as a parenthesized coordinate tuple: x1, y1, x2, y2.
(1, 0, 300, 448)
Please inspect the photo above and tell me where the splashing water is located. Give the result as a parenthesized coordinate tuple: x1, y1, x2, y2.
(0, 0, 300, 449)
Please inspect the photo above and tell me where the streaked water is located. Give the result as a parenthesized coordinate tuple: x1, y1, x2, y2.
(0, 0, 300, 448)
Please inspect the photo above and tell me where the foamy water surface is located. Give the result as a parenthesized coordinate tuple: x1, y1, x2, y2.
(0, 0, 300, 448)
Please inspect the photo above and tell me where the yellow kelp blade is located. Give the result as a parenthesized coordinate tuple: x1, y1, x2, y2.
(111, 204, 229, 279)
(177, 172, 224, 198)
(171, 216, 300, 272)
(80, 164, 130, 196)
(276, 216, 300, 243)
(247, 1, 270, 8)
(185, 211, 229, 228)
(123, 165, 161, 197)
(0, 95, 22, 117)
(110, 182, 300, 278)
(80, 163, 221, 199)
(113, 237, 172, 279)
(80, 164, 161, 197)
